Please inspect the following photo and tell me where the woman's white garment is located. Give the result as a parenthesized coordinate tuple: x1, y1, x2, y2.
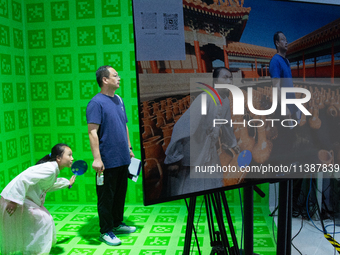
(0, 161, 70, 255)
(164, 93, 237, 196)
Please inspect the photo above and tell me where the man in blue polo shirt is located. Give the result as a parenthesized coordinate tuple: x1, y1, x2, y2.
(270, 32, 303, 217)
(269, 31, 300, 122)
(86, 65, 136, 246)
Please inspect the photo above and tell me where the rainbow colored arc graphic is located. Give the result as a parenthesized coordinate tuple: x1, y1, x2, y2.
(196, 82, 222, 106)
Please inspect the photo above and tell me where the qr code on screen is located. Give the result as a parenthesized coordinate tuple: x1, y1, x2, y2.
(163, 13, 178, 30)
(141, 12, 157, 29)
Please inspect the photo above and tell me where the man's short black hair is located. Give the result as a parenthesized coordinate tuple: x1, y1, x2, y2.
(273, 31, 284, 49)
(96, 65, 112, 87)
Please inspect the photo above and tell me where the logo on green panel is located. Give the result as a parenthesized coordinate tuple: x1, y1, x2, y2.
(31, 82, 48, 101)
(150, 225, 174, 234)
(78, 54, 97, 73)
(13, 28, 23, 49)
(103, 25, 122, 44)
(54, 55, 72, 74)
(0, 25, 10, 46)
(15, 56, 25, 75)
(1, 54, 12, 75)
(2, 83, 13, 103)
(104, 52, 123, 71)
(77, 26, 96, 46)
(6, 138, 17, 160)
(26, 3, 44, 23)
(155, 215, 177, 223)
(29, 56, 47, 75)
(67, 248, 96, 255)
(51, 1, 69, 21)
(139, 250, 166, 255)
(52, 28, 71, 47)
(101, 0, 121, 17)
(76, 0, 95, 19)
(28, 30, 46, 49)
(144, 236, 170, 246)
(56, 108, 75, 126)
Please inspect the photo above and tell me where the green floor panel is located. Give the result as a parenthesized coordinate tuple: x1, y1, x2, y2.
(45, 203, 277, 255)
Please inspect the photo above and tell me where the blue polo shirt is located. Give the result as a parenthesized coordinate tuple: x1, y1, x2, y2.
(86, 93, 131, 169)
(269, 53, 298, 115)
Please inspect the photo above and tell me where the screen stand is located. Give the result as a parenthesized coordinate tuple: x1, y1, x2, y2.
(277, 180, 292, 255)
(183, 191, 240, 255)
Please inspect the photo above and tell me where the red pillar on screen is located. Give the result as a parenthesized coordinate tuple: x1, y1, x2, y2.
(303, 52, 305, 82)
(194, 40, 203, 73)
(255, 58, 258, 81)
(223, 45, 230, 69)
(150, 61, 158, 73)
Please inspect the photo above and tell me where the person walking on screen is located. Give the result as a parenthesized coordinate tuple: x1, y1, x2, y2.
(0, 143, 76, 255)
(86, 65, 136, 246)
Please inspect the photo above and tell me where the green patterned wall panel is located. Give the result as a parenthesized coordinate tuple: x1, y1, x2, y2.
(18, 109, 28, 129)
(0, 0, 9, 18)
(26, 3, 44, 23)
(77, 26, 96, 46)
(0, 0, 32, 192)
(31, 0, 138, 204)
(27, 29, 45, 49)
(2, 82, 13, 103)
(12, 1, 22, 22)
(51, 1, 69, 21)
(52, 28, 70, 47)
(13, 27, 23, 48)
(55, 81, 73, 100)
(1, 53, 12, 74)
(16, 82, 27, 102)
(4, 110, 15, 132)
(14, 55, 24, 74)
(75, 0, 95, 19)
(0, 24, 10, 46)
(0, 0, 140, 205)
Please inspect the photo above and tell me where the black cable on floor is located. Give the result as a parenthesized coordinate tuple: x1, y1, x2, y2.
(291, 217, 304, 255)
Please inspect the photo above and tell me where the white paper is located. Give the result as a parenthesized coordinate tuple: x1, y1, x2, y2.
(128, 157, 141, 182)
(133, 0, 186, 61)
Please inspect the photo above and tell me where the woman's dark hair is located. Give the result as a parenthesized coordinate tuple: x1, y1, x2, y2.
(213, 67, 232, 79)
(96, 65, 112, 87)
(36, 143, 70, 165)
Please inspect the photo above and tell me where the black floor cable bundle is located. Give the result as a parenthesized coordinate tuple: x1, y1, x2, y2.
(306, 178, 340, 254)
(270, 179, 340, 254)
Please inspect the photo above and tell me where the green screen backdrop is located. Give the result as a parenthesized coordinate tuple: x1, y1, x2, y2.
(0, 0, 142, 204)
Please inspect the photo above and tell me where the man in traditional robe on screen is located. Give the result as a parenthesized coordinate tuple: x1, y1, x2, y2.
(164, 67, 238, 197)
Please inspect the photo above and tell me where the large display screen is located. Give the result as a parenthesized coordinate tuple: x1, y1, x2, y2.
(132, 0, 340, 205)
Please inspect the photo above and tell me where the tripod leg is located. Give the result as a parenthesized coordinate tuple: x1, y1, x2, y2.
(277, 180, 289, 255)
(212, 192, 230, 255)
(243, 185, 254, 255)
(221, 191, 240, 255)
(205, 195, 216, 246)
(287, 180, 292, 255)
(183, 197, 197, 255)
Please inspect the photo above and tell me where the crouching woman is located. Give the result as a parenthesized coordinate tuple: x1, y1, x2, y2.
(0, 143, 76, 255)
